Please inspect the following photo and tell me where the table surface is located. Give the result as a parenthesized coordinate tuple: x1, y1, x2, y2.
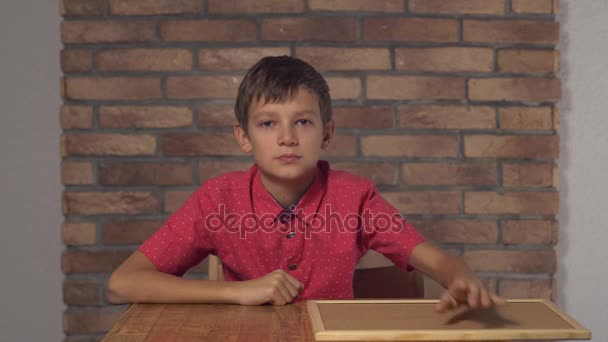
(102, 300, 589, 342)
(103, 301, 315, 341)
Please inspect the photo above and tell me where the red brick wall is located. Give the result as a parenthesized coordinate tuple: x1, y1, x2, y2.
(60, 0, 560, 339)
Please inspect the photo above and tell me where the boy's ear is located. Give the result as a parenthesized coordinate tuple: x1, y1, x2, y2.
(234, 124, 253, 153)
(321, 119, 335, 150)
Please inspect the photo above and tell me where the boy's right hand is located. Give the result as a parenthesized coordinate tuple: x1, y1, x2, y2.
(231, 269, 304, 306)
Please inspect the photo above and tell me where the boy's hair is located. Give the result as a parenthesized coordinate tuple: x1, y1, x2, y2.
(234, 56, 332, 132)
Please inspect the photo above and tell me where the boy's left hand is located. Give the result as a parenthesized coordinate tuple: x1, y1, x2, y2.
(436, 276, 506, 313)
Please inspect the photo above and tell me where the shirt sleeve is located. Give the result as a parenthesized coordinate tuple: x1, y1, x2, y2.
(138, 187, 215, 276)
(359, 183, 426, 272)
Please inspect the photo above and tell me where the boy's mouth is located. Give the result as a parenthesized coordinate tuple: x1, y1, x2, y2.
(276, 154, 301, 163)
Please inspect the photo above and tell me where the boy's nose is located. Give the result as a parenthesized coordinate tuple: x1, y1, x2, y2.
(278, 126, 298, 146)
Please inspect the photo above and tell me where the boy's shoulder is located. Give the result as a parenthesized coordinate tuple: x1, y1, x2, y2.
(195, 165, 254, 198)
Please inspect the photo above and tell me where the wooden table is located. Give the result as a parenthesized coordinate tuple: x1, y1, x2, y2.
(103, 301, 315, 341)
(103, 300, 590, 342)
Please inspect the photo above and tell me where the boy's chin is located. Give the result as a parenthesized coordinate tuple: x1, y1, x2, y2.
(272, 170, 309, 182)
(264, 166, 315, 182)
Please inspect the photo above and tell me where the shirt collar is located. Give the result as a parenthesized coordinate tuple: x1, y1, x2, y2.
(251, 160, 329, 225)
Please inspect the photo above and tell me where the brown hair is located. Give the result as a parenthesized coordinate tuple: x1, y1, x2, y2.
(234, 56, 332, 132)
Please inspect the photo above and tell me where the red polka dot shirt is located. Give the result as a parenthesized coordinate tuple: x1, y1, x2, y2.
(139, 161, 426, 300)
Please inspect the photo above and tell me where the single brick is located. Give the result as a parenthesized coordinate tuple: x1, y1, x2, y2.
(62, 191, 159, 215)
(396, 47, 494, 73)
(61, 161, 94, 185)
(208, 0, 304, 14)
(409, 0, 504, 15)
(502, 220, 558, 245)
(109, 0, 202, 15)
(99, 106, 193, 129)
(469, 78, 560, 102)
(61, 134, 156, 157)
(464, 19, 559, 45)
(464, 191, 558, 215)
(161, 19, 256, 42)
(61, 49, 93, 72)
(309, 0, 403, 12)
(367, 76, 465, 100)
(383, 191, 461, 215)
(498, 49, 559, 73)
(464, 135, 558, 158)
(98, 162, 193, 185)
(96, 48, 192, 72)
(464, 249, 556, 273)
(503, 163, 554, 187)
(64, 77, 162, 100)
(362, 135, 458, 157)
(61, 20, 156, 43)
(166, 76, 241, 99)
(363, 18, 458, 42)
(297, 47, 390, 71)
(398, 105, 495, 129)
(60, 105, 93, 129)
(163, 133, 245, 156)
(403, 162, 497, 186)
(62, 222, 97, 245)
(199, 47, 290, 71)
(261, 17, 357, 41)
(499, 107, 554, 130)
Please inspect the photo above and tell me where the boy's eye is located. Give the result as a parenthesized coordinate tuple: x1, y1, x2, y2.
(296, 119, 312, 126)
(259, 121, 273, 128)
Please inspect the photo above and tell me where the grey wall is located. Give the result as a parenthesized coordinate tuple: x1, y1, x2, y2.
(0, 0, 63, 341)
(557, 1, 608, 340)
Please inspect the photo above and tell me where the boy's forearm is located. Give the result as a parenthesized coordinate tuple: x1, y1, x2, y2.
(436, 255, 476, 288)
(419, 252, 473, 289)
(106, 269, 239, 305)
(409, 242, 476, 288)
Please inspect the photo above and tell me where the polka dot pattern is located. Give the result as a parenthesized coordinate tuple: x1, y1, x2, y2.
(139, 161, 426, 300)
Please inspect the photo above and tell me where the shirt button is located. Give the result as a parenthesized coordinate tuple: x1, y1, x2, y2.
(286, 232, 296, 239)
(278, 213, 290, 224)
(288, 264, 297, 271)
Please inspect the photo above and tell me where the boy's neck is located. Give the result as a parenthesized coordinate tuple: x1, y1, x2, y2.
(259, 169, 316, 209)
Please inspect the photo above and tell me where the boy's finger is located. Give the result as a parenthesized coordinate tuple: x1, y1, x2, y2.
(277, 272, 296, 288)
(282, 277, 299, 298)
(467, 283, 480, 309)
(273, 270, 302, 293)
(480, 287, 492, 308)
(481, 288, 492, 308)
(491, 294, 507, 305)
(273, 283, 291, 305)
(435, 299, 448, 313)
(284, 272, 304, 291)
(448, 279, 468, 302)
(436, 292, 458, 313)
(435, 293, 449, 312)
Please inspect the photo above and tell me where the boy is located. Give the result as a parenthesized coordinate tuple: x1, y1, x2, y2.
(107, 56, 505, 312)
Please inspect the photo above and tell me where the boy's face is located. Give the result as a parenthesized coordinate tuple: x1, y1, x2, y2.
(234, 87, 334, 183)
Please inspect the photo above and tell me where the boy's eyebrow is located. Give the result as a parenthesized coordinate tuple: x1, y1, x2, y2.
(295, 109, 318, 115)
(254, 109, 318, 117)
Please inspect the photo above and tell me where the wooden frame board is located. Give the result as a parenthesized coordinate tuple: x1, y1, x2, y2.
(306, 299, 591, 341)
